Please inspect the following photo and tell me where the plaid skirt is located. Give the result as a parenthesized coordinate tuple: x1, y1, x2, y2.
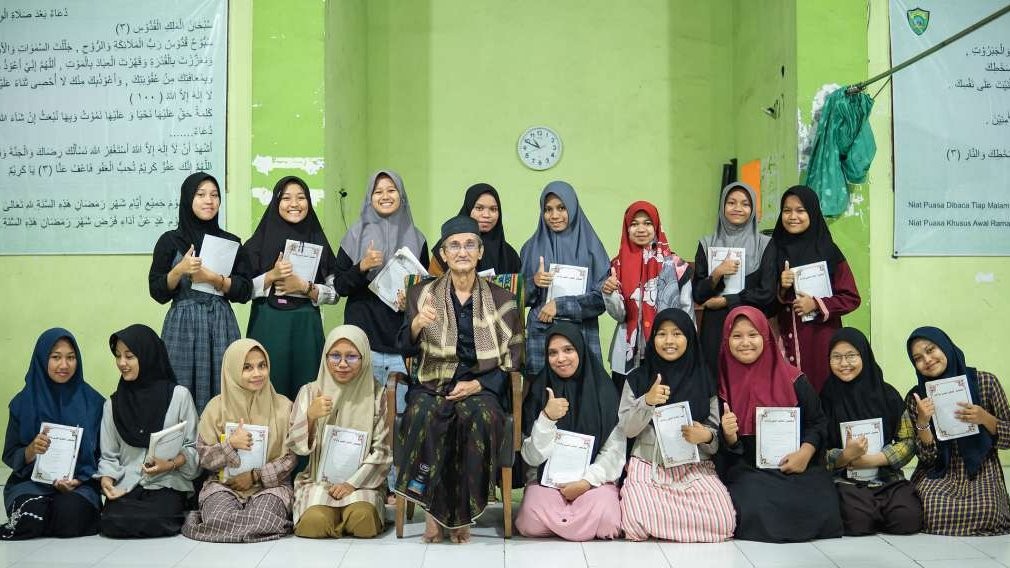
(162, 294, 240, 413)
(182, 491, 292, 543)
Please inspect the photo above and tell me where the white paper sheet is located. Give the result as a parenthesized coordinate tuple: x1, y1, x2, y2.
(707, 247, 746, 295)
(316, 425, 368, 484)
(145, 421, 188, 464)
(368, 247, 429, 311)
(791, 261, 832, 322)
(925, 375, 980, 441)
(31, 423, 82, 484)
(756, 407, 800, 469)
(222, 423, 269, 479)
(281, 239, 324, 298)
(652, 401, 700, 467)
(839, 418, 884, 481)
(541, 429, 594, 488)
(547, 263, 589, 302)
(191, 234, 239, 296)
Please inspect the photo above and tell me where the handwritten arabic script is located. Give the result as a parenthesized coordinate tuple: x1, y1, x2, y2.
(0, 1, 226, 254)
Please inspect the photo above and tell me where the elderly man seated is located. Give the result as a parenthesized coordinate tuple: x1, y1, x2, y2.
(396, 216, 524, 544)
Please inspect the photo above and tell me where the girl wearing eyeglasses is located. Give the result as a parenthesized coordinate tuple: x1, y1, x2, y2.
(820, 328, 921, 536)
(287, 325, 392, 539)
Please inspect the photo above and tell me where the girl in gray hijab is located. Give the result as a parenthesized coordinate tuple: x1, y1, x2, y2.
(692, 182, 777, 375)
(519, 181, 609, 377)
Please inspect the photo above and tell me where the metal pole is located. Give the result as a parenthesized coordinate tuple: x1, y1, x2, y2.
(846, 3, 1010, 95)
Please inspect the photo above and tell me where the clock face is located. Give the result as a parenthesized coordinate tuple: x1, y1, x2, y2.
(517, 126, 562, 170)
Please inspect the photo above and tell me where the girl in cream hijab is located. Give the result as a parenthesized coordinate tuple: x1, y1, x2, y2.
(287, 325, 392, 538)
(183, 339, 295, 542)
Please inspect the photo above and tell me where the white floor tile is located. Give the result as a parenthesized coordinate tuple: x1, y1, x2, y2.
(504, 538, 586, 568)
(339, 541, 428, 568)
(659, 541, 753, 568)
(917, 559, 1009, 568)
(10, 563, 98, 568)
(734, 540, 834, 567)
(879, 533, 988, 561)
(959, 534, 1010, 564)
(421, 540, 504, 568)
(257, 536, 349, 568)
(582, 540, 668, 568)
(26, 536, 123, 565)
(813, 535, 917, 566)
(0, 538, 47, 567)
(176, 539, 276, 567)
(10, 557, 97, 561)
(101, 535, 197, 566)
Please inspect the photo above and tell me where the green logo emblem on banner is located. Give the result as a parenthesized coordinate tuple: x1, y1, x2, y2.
(907, 8, 930, 36)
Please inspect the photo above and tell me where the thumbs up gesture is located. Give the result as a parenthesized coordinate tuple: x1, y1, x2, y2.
(645, 374, 669, 406)
(602, 267, 620, 295)
(173, 245, 202, 278)
(780, 260, 795, 289)
(308, 387, 334, 421)
(721, 402, 739, 445)
(269, 251, 293, 281)
(534, 256, 554, 289)
(543, 387, 569, 421)
(228, 419, 253, 451)
(359, 240, 384, 273)
(913, 392, 935, 425)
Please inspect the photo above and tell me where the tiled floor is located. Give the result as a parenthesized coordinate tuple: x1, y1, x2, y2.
(4, 504, 1010, 568)
(5, 470, 1010, 567)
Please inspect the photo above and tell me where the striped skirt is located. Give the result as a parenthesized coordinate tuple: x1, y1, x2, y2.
(620, 457, 736, 542)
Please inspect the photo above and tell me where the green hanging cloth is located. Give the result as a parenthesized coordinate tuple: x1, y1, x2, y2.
(804, 88, 876, 217)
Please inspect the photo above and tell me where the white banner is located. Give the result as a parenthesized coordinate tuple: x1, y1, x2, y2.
(891, 0, 1010, 256)
(0, 0, 227, 254)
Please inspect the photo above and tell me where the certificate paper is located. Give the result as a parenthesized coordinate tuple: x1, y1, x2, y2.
(925, 375, 980, 441)
(316, 425, 368, 484)
(839, 418, 884, 481)
(281, 239, 324, 298)
(541, 430, 594, 488)
(707, 247, 746, 295)
(146, 421, 188, 463)
(756, 407, 800, 469)
(652, 401, 700, 467)
(222, 423, 269, 479)
(547, 264, 589, 301)
(31, 423, 82, 484)
(791, 261, 832, 322)
(191, 234, 239, 296)
(368, 247, 429, 311)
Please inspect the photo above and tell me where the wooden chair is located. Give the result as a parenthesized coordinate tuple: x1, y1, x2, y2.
(390, 273, 526, 539)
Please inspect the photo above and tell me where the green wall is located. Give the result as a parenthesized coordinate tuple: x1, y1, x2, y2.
(355, 0, 736, 352)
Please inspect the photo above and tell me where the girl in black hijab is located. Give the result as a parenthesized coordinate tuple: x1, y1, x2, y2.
(97, 325, 200, 538)
(149, 172, 253, 412)
(772, 185, 861, 392)
(515, 323, 624, 541)
(821, 327, 921, 536)
(618, 308, 735, 542)
(431, 183, 520, 276)
(242, 176, 339, 400)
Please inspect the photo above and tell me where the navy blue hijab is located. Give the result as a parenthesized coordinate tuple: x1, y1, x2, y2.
(9, 329, 104, 479)
(907, 326, 992, 478)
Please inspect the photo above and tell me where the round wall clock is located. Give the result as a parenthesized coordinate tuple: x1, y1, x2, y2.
(517, 126, 562, 170)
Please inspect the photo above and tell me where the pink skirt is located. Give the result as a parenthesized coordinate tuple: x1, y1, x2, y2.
(620, 456, 736, 542)
(515, 483, 621, 541)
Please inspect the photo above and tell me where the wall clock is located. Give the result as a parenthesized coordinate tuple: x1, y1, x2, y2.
(517, 126, 562, 170)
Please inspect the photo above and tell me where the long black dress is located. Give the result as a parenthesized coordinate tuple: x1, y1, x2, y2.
(721, 376, 843, 542)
